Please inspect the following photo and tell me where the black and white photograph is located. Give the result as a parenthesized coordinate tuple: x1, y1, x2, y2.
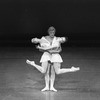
(0, 0, 100, 100)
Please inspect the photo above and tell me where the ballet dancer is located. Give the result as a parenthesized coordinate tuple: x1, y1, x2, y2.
(26, 26, 80, 92)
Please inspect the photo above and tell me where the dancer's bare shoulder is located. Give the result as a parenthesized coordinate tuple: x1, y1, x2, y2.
(44, 36, 49, 39)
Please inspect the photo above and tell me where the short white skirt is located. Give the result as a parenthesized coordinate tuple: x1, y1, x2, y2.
(40, 52, 63, 63)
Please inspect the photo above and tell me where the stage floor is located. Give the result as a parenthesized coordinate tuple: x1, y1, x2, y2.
(0, 46, 100, 100)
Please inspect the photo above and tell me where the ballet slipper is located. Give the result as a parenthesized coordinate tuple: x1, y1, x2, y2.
(71, 66, 80, 72)
(26, 59, 35, 66)
(41, 87, 49, 92)
(50, 87, 57, 92)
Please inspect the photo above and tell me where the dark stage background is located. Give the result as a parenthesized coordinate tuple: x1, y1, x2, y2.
(0, 0, 100, 47)
(0, 0, 100, 46)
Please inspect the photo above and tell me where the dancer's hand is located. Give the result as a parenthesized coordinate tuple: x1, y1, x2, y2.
(36, 45, 48, 53)
(59, 37, 68, 43)
(36, 45, 47, 50)
(31, 38, 40, 43)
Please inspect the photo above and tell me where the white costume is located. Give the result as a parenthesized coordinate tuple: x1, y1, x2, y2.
(39, 36, 65, 63)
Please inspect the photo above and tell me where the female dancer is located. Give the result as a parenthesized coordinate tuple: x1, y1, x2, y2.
(26, 26, 80, 92)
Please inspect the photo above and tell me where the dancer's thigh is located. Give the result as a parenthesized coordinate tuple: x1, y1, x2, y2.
(41, 61, 49, 73)
(46, 62, 51, 74)
(53, 62, 61, 74)
(51, 64, 55, 74)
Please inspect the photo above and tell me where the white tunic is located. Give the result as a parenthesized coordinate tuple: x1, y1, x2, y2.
(39, 36, 64, 63)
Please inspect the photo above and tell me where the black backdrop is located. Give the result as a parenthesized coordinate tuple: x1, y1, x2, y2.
(0, 0, 100, 47)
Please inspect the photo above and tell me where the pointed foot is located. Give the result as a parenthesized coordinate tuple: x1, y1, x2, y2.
(71, 66, 80, 72)
(26, 59, 35, 66)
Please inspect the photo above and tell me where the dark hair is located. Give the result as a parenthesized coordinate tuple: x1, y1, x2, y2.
(48, 26, 56, 32)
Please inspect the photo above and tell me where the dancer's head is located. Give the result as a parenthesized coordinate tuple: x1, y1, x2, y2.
(48, 26, 56, 38)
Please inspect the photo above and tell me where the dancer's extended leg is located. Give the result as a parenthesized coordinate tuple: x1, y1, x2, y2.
(26, 59, 48, 74)
(41, 63, 50, 91)
(53, 62, 80, 75)
(50, 64, 57, 92)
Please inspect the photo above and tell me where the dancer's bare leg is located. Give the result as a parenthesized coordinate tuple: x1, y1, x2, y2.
(26, 59, 48, 74)
(41, 63, 50, 91)
(50, 64, 57, 92)
(53, 63, 80, 75)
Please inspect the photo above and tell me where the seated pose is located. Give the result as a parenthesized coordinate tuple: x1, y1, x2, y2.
(26, 26, 80, 92)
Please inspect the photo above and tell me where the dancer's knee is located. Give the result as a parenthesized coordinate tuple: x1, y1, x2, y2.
(51, 70, 55, 76)
(42, 69, 47, 74)
(53, 67, 60, 74)
(51, 74, 55, 79)
(45, 73, 49, 79)
(53, 63, 61, 75)
(55, 70, 60, 74)
(41, 62, 48, 74)
(42, 68, 49, 74)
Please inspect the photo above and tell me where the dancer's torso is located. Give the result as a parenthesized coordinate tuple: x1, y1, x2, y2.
(39, 36, 63, 63)
(40, 36, 60, 48)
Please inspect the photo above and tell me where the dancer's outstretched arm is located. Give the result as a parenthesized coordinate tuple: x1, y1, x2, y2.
(31, 38, 41, 44)
(36, 45, 62, 54)
(36, 45, 59, 51)
(48, 46, 62, 53)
